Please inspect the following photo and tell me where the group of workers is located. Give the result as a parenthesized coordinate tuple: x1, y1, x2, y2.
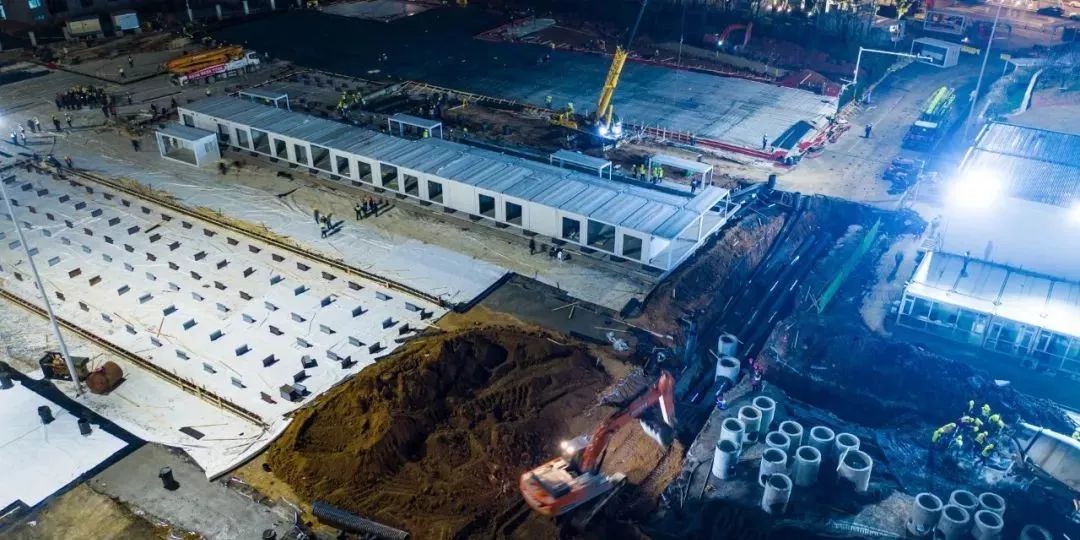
(54, 85, 110, 111)
(634, 163, 665, 185)
(931, 401, 1006, 462)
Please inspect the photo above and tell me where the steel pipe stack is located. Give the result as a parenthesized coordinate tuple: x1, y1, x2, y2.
(778, 420, 804, 452)
(758, 447, 788, 487)
(738, 406, 762, 443)
(935, 504, 971, 540)
(760, 473, 792, 515)
(751, 396, 775, 435)
(972, 510, 1003, 540)
(906, 492, 943, 537)
(711, 438, 740, 480)
(977, 492, 1005, 516)
(765, 431, 791, 457)
(836, 449, 872, 492)
(791, 445, 821, 487)
(808, 425, 835, 458)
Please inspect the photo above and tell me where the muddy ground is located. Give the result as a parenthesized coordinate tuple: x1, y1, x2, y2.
(267, 325, 680, 539)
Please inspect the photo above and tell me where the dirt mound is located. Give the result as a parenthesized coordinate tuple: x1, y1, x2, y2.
(268, 326, 615, 538)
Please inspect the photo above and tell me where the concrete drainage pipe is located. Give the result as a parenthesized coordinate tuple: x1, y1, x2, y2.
(972, 510, 1003, 540)
(715, 355, 740, 385)
(738, 405, 762, 443)
(834, 432, 860, 458)
(717, 333, 738, 357)
(949, 490, 979, 514)
(1018, 524, 1052, 540)
(760, 473, 792, 515)
(751, 396, 775, 435)
(791, 445, 821, 487)
(935, 504, 971, 540)
(758, 447, 788, 487)
(765, 431, 791, 457)
(808, 425, 835, 458)
(711, 438, 740, 480)
(977, 492, 1005, 516)
(719, 417, 745, 448)
(906, 492, 943, 537)
(778, 420, 804, 452)
(836, 449, 872, 493)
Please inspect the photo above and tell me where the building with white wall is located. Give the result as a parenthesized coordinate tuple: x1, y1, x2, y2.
(178, 96, 736, 272)
(898, 123, 1080, 377)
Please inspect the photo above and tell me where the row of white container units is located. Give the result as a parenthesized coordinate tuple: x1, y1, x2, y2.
(180, 109, 723, 271)
(897, 290, 1080, 377)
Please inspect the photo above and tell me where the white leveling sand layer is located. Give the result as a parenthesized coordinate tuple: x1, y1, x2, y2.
(0, 170, 446, 475)
(0, 380, 127, 510)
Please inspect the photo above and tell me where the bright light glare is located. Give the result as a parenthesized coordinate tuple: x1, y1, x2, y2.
(1070, 202, 1080, 223)
(597, 124, 610, 138)
(947, 170, 1002, 210)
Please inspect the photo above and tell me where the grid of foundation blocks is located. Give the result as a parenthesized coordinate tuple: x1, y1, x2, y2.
(0, 173, 444, 421)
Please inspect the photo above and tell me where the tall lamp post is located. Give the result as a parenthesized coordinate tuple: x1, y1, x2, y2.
(0, 175, 84, 395)
(965, 0, 1005, 140)
(839, 47, 932, 115)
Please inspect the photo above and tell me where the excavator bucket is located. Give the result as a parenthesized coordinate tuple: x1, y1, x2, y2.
(639, 416, 675, 447)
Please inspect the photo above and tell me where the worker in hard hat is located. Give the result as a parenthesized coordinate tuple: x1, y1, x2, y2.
(980, 443, 995, 461)
(981, 403, 992, 418)
(968, 400, 975, 412)
(951, 434, 964, 450)
(974, 431, 988, 446)
(960, 415, 975, 425)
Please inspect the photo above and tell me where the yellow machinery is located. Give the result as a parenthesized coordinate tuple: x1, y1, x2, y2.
(549, 0, 648, 139)
(165, 46, 245, 75)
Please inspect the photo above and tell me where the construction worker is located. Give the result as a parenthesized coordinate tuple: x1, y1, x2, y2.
(973, 417, 983, 430)
(974, 431, 988, 446)
(952, 434, 964, 450)
(320, 221, 328, 238)
(545, 95, 553, 109)
(960, 415, 975, 426)
(981, 443, 995, 458)
(932, 422, 957, 444)
(968, 400, 975, 413)
(981, 403, 992, 418)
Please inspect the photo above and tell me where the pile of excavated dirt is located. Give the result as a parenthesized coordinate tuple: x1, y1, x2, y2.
(268, 326, 675, 539)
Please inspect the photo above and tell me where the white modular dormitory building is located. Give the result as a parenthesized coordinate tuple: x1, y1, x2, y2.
(177, 96, 736, 272)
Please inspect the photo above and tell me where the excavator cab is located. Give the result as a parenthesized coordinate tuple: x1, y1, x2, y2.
(520, 371, 676, 517)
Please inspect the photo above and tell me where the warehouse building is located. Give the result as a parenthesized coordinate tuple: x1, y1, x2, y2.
(898, 123, 1080, 376)
(178, 96, 737, 272)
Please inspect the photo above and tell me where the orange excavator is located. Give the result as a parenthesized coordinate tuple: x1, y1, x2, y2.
(520, 371, 676, 517)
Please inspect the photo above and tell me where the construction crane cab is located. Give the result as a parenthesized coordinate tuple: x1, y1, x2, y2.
(548, 0, 649, 140)
(520, 371, 676, 517)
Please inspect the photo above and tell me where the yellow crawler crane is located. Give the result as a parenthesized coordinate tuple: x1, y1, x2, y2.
(549, 0, 649, 139)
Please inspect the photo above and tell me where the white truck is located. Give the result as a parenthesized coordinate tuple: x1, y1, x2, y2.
(175, 51, 262, 86)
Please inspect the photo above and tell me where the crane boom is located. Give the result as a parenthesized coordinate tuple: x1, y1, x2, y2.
(591, 0, 650, 133)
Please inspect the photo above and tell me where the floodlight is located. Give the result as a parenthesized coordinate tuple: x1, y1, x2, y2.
(947, 169, 1002, 210)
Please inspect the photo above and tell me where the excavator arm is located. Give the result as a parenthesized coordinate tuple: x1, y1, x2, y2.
(520, 371, 676, 516)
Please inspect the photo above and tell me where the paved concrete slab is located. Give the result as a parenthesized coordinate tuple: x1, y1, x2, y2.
(89, 444, 293, 540)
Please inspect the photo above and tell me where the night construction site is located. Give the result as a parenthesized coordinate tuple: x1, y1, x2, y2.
(0, 0, 1078, 539)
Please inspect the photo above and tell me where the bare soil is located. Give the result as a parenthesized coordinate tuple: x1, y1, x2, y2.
(634, 211, 787, 340)
(267, 325, 677, 538)
(4, 485, 169, 540)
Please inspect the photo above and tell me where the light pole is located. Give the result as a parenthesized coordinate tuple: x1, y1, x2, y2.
(966, 0, 1005, 140)
(838, 47, 932, 115)
(0, 174, 84, 395)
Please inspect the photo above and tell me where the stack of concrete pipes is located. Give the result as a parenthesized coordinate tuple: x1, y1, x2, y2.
(907, 489, 1010, 540)
(710, 397, 872, 516)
